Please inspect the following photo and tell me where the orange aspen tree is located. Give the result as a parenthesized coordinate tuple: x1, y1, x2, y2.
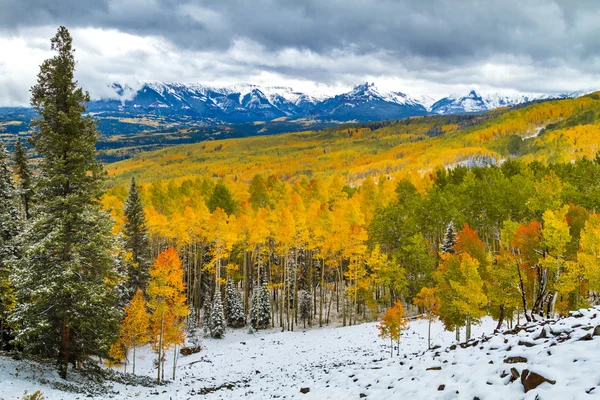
(377, 301, 409, 357)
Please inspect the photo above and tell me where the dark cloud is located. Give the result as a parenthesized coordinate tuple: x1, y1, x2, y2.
(2, 0, 599, 60)
(1, 0, 600, 105)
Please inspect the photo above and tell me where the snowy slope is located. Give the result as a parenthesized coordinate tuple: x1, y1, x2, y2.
(2, 307, 599, 399)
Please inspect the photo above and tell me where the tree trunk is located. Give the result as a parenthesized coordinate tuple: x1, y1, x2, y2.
(133, 346, 136, 375)
(427, 318, 431, 349)
(466, 314, 471, 341)
(319, 259, 324, 327)
(59, 317, 71, 379)
(172, 345, 177, 380)
(455, 326, 460, 342)
(516, 262, 531, 322)
(495, 305, 505, 332)
(157, 311, 164, 384)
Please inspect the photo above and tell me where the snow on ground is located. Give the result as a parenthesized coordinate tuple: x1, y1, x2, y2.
(1, 308, 600, 399)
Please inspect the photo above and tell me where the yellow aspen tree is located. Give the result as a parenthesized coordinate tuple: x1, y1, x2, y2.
(147, 247, 188, 383)
(116, 289, 150, 375)
(413, 287, 439, 349)
(542, 206, 571, 317)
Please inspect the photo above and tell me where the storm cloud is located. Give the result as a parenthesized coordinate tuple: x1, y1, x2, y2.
(1, 0, 600, 105)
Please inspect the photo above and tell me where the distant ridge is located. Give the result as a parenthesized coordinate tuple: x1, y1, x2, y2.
(85, 81, 591, 124)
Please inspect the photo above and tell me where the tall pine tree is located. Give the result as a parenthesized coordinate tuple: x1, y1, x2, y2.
(9, 27, 120, 379)
(13, 138, 34, 220)
(0, 141, 21, 350)
(123, 177, 151, 293)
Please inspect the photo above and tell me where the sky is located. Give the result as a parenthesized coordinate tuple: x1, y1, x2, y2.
(1, 0, 600, 106)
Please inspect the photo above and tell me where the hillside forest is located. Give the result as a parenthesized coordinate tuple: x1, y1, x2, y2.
(2, 27, 600, 384)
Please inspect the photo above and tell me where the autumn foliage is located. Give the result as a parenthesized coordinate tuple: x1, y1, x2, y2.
(377, 301, 408, 357)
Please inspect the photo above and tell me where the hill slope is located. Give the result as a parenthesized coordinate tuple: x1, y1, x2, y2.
(107, 92, 600, 187)
(2, 308, 598, 399)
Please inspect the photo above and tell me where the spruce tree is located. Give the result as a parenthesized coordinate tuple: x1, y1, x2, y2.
(209, 293, 225, 339)
(207, 182, 236, 215)
(9, 27, 120, 379)
(299, 290, 311, 328)
(187, 308, 202, 348)
(13, 138, 34, 220)
(202, 295, 211, 337)
(250, 283, 270, 330)
(0, 141, 21, 349)
(441, 221, 456, 254)
(123, 177, 151, 293)
(225, 280, 245, 328)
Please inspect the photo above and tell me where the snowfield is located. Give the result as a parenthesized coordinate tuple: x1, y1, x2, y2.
(1, 308, 600, 399)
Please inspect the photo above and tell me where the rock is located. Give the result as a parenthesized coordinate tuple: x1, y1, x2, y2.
(426, 366, 442, 371)
(593, 325, 600, 336)
(518, 340, 537, 347)
(536, 327, 548, 339)
(300, 387, 310, 394)
(578, 333, 593, 341)
(438, 384, 445, 391)
(503, 356, 527, 364)
(359, 394, 367, 398)
(509, 367, 520, 383)
(521, 369, 556, 393)
(179, 345, 202, 356)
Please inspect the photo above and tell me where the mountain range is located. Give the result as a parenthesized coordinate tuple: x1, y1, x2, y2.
(89, 81, 590, 123)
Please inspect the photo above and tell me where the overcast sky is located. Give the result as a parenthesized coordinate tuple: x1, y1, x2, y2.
(1, 0, 600, 106)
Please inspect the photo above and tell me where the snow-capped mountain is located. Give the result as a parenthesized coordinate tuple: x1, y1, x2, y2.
(312, 82, 429, 121)
(429, 90, 582, 115)
(88, 82, 593, 124)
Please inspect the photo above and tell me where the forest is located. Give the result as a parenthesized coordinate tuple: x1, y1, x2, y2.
(2, 27, 600, 389)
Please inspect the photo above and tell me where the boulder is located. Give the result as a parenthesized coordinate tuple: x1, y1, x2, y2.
(180, 345, 202, 356)
(300, 387, 310, 394)
(578, 333, 593, 341)
(509, 367, 520, 383)
(521, 369, 556, 393)
(503, 356, 527, 364)
(438, 384, 445, 391)
(593, 325, 600, 336)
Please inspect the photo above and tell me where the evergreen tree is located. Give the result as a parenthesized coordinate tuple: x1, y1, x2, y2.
(13, 138, 33, 220)
(299, 290, 311, 328)
(207, 182, 237, 215)
(123, 177, 151, 293)
(9, 27, 120, 379)
(202, 295, 212, 337)
(187, 308, 202, 348)
(250, 283, 271, 330)
(225, 280, 245, 328)
(441, 221, 456, 254)
(0, 141, 21, 350)
(209, 293, 225, 339)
